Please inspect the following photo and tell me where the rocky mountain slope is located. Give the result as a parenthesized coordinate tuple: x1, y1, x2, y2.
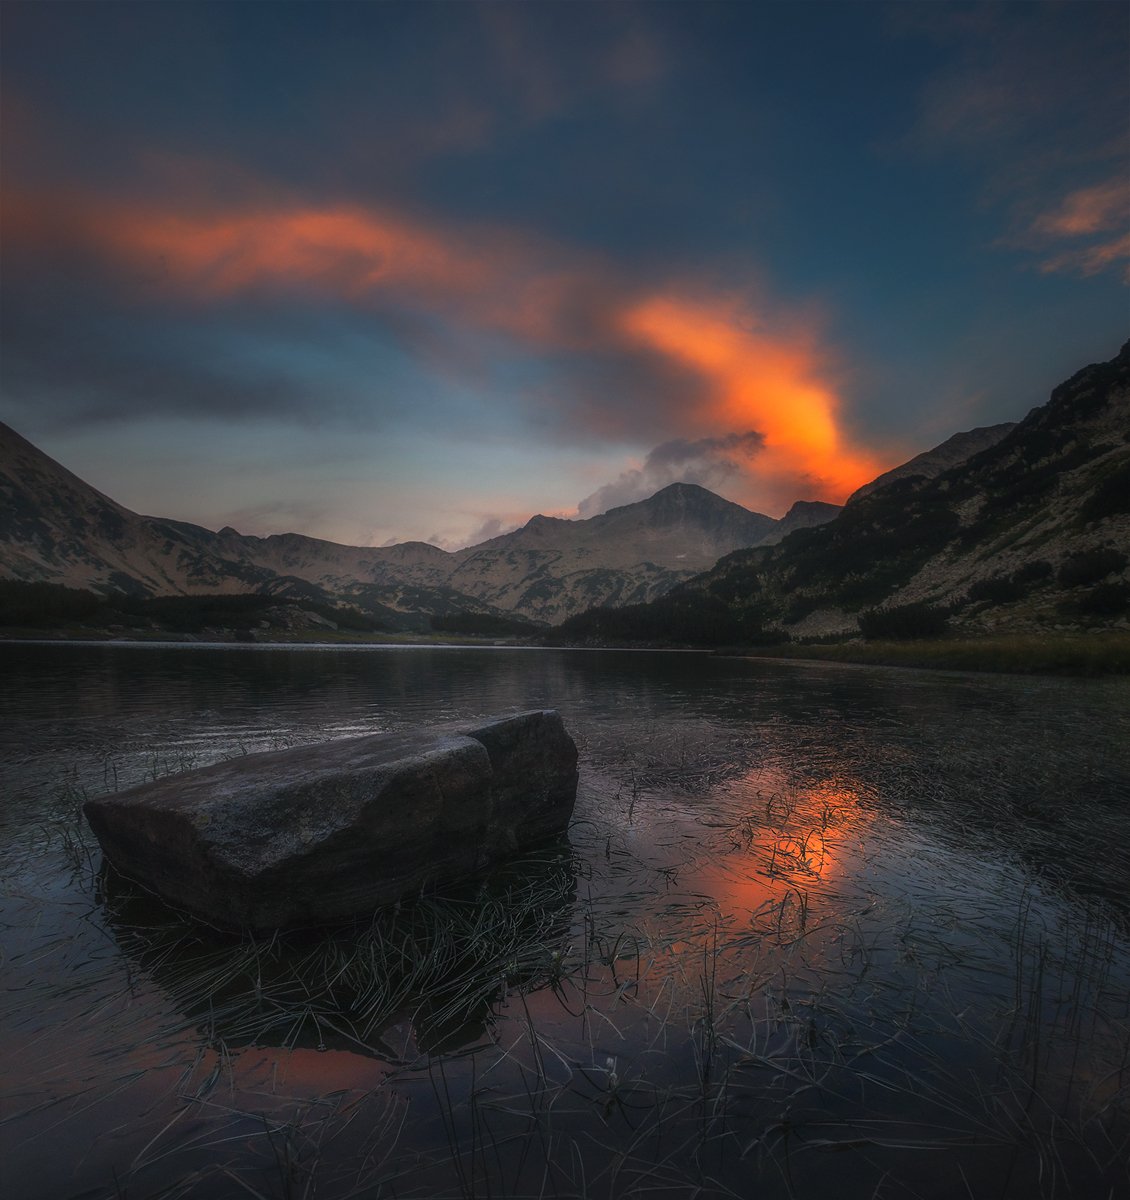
(0, 424, 833, 627)
(559, 341, 1130, 643)
(847, 423, 1015, 502)
(441, 484, 781, 624)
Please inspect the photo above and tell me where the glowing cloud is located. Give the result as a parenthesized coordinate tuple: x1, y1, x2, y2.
(2, 188, 599, 349)
(1033, 179, 1130, 239)
(620, 295, 883, 507)
(1028, 177, 1130, 283)
(3, 182, 892, 517)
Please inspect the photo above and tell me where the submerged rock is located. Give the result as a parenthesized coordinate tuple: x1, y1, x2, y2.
(83, 710, 579, 929)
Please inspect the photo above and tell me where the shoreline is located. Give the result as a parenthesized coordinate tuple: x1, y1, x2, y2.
(721, 631, 1130, 676)
(4, 627, 1128, 676)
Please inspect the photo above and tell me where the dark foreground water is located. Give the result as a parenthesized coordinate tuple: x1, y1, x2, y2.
(2, 642, 1129, 1200)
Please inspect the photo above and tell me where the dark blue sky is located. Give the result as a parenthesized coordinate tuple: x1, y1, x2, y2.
(2, 1, 1126, 547)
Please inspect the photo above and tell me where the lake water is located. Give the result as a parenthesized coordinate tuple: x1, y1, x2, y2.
(2, 642, 1129, 1199)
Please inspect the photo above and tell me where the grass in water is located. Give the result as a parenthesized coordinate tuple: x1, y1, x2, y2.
(4, 712, 1129, 1199)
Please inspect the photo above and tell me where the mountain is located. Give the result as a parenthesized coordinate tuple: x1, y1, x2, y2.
(754, 499, 844, 545)
(442, 484, 780, 624)
(557, 341, 1130, 644)
(0, 427, 829, 627)
(847, 423, 1016, 503)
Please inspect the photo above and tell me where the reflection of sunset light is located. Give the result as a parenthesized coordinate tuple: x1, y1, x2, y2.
(234, 1044, 387, 1092)
(695, 777, 870, 922)
(621, 296, 883, 503)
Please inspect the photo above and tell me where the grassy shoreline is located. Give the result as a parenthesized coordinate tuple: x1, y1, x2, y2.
(5, 625, 1129, 676)
(726, 631, 1130, 676)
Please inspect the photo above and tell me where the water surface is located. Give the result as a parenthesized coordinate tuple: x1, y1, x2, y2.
(2, 644, 1128, 1199)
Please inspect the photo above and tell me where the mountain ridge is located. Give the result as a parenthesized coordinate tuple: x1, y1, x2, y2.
(557, 340, 1130, 644)
(6, 343, 1096, 635)
(0, 429, 833, 626)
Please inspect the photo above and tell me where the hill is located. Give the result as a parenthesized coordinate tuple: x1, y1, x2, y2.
(556, 341, 1130, 646)
(0, 426, 828, 628)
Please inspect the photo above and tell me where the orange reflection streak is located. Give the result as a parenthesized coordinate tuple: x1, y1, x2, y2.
(622, 295, 883, 503)
(694, 779, 870, 923)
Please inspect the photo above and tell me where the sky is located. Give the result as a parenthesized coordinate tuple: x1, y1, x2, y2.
(1, 1, 1127, 550)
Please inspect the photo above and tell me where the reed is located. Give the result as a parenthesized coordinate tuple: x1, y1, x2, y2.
(6, 712, 1129, 1200)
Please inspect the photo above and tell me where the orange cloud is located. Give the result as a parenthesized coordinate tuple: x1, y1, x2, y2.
(116, 207, 487, 297)
(1022, 176, 1130, 282)
(1033, 178, 1129, 238)
(99, 201, 564, 330)
(3, 187, 600, 348)
(620, 295, 883, 504)
(4, 183, 891, 509)
(1039, 232, 1130, 283)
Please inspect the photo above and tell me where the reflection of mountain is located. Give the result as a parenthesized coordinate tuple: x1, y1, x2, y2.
(0, 420, 837, 626)
(99, 841, 577, 1059)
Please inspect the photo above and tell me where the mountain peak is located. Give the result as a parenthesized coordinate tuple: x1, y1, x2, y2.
(601, 481, 765, 522)
(651, 482, 716, 499)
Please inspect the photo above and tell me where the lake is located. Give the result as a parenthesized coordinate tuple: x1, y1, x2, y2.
(2, 642, 1129, 1199)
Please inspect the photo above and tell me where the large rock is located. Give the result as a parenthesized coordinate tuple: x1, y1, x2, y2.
(83, 710, 579, 929)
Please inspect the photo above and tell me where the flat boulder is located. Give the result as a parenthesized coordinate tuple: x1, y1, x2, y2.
(83, 710, 579, 929)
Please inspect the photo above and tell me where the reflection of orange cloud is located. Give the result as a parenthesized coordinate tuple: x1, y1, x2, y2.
(621, 296, 882, 503)
(696, 779, 868, 923)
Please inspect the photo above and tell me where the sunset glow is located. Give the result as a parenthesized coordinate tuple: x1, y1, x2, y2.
(623, 296, 883, 503)
(99, 202, 510, 309)
(6, 185, 892, 513)
(2, 0, 1124, 545)
(686, 776, 872, 929)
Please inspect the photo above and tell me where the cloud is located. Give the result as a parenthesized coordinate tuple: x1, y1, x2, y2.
(463, 515, 523, 545)
(1032, 178, 1130, 239)
(1038, 234, 1130, 283)
(1026, 177, 1130, 282)
(577, 430, 764, 516)
(617, 294, 882, 508)
(219, 498, 330, 538)
(896, 3, 1128, 282)
(2, 170, 889, 508)
(477, 2, 669, 124)
(602, 27, 666, 90)
(422, 513, 527, 552)
(2, 187, 611, 351)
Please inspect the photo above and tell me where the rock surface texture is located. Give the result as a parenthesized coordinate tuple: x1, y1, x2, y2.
(83, 710, 579, 929)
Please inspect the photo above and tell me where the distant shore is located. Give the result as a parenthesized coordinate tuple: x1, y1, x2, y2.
(4, 625, 1128, 677)
(0, 626, 539, 648)
(723, 632, 1130, 676)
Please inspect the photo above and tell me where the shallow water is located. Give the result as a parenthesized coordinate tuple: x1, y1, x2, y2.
(1, 643, 1129, 1199)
